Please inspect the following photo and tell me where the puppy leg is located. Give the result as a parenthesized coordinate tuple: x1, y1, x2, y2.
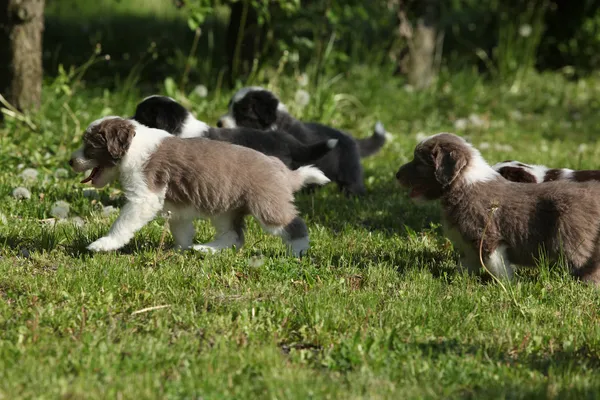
(483, 245, 514, 280)
(170, 217, 195, 250)
(193, 212, 245, 253)
(262, 216, 310, 257)
(572, 260, 600, 286)
(88, 196, 163, 252)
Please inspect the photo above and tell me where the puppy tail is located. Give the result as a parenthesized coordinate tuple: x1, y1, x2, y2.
(291, 165, 330, 192)
(356, 121, 388, 158)
(290, 139, 338, 164)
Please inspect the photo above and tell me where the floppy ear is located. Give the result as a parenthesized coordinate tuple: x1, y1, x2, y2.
(432, 145, 467, 187)
(247, 90, 279, 126)
(497, 166, 536, 183)
(103, 119, 136, 160)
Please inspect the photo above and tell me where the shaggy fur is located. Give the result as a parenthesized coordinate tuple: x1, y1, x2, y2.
(396, 133, 600, 284)
(217, 87, 389, 195)
(132, 95, 337, 169)
(69, 116, 330, 256)
(493, 160, 600, 183)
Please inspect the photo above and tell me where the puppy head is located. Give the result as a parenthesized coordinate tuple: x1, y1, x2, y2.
(396, 133, 472, 200)
(492, 160, 540, 183)
(217, 87, 281, 129)
(132, 95, 188, 135)
(69, 116, 136, 188)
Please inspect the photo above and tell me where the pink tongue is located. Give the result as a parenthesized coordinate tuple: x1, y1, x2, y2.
(80, 167, 99, 184)
(409, 188, 423, 198)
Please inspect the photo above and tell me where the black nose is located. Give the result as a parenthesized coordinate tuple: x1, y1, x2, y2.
(216, 120, 223, 128)
(68, 159, 74, 166)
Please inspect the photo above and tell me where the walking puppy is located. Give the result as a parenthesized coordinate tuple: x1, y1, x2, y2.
(217, 87, 389, 195)
(132, 95, 337, 170)
(493, 160, 600, 183)
(69, 117, 330, 256)
(396, 133, 600, 284)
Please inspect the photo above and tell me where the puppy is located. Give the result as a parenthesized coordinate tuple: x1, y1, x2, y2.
(68, 116, 330, 256)
(493, 160, 600, 183)
(132, 95, 337, 170)
(396, 133, 600, 284)
(217, 87, 389, 195)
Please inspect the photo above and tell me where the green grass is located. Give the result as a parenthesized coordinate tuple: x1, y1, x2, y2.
(3, 1, 600, 394)
(1, 66, 600, 399)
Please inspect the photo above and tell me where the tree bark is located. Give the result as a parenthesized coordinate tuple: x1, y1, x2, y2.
(0, 0, 45, 112)
(395, 0, 440, 90)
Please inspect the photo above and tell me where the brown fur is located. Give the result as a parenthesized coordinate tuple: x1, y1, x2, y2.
(144, 137, 303, 228)
(83, 118, 136, 165)
(396, 133, 600, 284)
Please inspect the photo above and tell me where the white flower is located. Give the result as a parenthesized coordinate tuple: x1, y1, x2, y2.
(510, 110, 523, 120)
(578, 144, 588, 154)
(297, 73, 309, 87)
(519, 24, 532, 38)
(54, 168, 69, 179)
(415, 132, 428, 142)
(67, 216, 85, 228)
(0, 212, 7, 224)
(540, 142, 549, 153)
(468, 113, 485, 128)
(403, 84, 414, 93)
(51, 200, 70, 219)
(193, 84, 208, 98)
(294, 89, 310, 108)
(289, 51, 300, 63)
(494, 144, 514, 152)
(102, 205, 118, 217)
(17, 164, 24, 170)
(479, 142, 491, 150)
(20, 168, 39, 181)
(12, 187, 31, 200)
(454, 118, 468, 131)
(248, 255, 265, 268)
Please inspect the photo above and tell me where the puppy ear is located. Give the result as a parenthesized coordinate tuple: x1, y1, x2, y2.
(497, 166, 536, 183)
(103, 119, 136, 160)
(432, 145, 467, 187)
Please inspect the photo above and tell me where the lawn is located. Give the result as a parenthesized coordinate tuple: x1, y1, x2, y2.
(1, 3, 600, 399)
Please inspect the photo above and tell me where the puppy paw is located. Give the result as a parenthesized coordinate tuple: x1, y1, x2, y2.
(87, 236, 122, 252)
(192, 244, 219, 253)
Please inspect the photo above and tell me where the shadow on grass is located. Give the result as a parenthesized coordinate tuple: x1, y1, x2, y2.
(295, 180, 440, 237)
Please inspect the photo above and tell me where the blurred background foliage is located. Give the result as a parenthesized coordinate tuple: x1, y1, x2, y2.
(43, 0, 600, 93)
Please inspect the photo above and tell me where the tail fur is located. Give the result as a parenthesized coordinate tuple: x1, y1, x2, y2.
(290, 139, 338, 164)
(291, 165, 330, 192)
(356, 121, 387, 158)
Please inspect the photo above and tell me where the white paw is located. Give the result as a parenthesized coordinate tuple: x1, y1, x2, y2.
(87, 236, 123, 252)
(192, 244, 219, 253)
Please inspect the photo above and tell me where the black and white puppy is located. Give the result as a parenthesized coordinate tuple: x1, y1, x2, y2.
(493, 160, 600, 184)
(132, 95, 337, 170)
(217, 87, 389, 195)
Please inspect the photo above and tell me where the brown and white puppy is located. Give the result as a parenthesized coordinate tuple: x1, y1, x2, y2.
(396, 133, 600, 284)
(68, 116, 330, 256)
(493, 160, 600, 183)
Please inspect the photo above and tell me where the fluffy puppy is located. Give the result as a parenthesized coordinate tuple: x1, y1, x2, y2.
(68, 116, 330, 256)
(132, 95, 337, 170)
(217, 87, 389, 195)
(493, 160, 600, 183)
(396, 133, 600, 284)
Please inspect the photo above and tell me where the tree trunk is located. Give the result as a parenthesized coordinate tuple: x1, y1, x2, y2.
(395, 0, 440, 90)
(0, 0, 45, 112)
